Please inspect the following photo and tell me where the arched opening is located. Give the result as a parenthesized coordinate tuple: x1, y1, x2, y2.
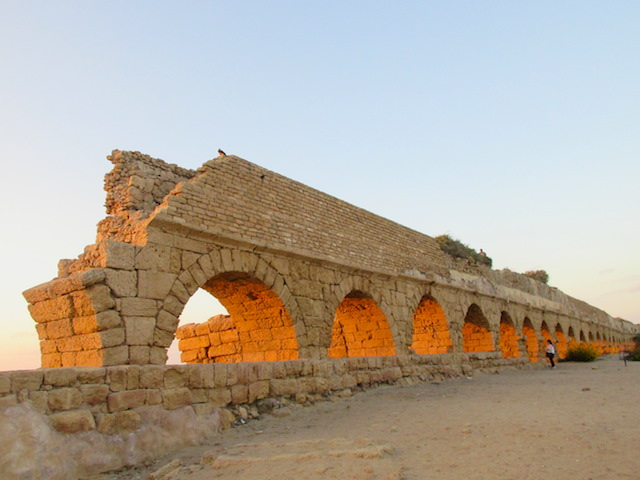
(410, 295, 453, 354)
(579, 330, 587, 343)
(540, 321, 553, 357)
(168, 288, 228, 364)
(499, 312, 519, 358)
(462, 304, 494, 353)
(568, 326, 578, 348)
(174, 272, 298, 363)
(328, 291, 396, 358)
(555, 324, 568, 359)
(522, 318, 539, 362)
(594, 333, 601, 353)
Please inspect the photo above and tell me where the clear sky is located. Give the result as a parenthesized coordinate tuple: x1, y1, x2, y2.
(1, 1, 638, 371)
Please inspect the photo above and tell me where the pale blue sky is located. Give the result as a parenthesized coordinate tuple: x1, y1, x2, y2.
(1, 1, 638, 370)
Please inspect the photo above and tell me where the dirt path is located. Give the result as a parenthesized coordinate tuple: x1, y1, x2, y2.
(91, 355, 639, 480)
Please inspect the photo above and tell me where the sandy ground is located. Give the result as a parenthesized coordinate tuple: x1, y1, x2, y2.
(90, 355, 639, 480)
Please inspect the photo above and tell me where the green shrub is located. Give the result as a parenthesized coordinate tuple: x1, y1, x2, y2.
(434, 235, 492, 267)
(564, 343, 600, 362)
(626, 349, 640, 361)
(524, 270, 549, 284)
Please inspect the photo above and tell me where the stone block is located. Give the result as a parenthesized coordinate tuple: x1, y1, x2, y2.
(207, 388, 231, 407)
(120, 298, 159, 317)
(46, 319, 74, 339)
(124, 317, 156, 346)
(182, 251, 200, 272)
(107, 367, 128, 392)
(126, 366, 140, 389)
(197, 253, 214, 278)
(101, 345, 129, 366)
(248, 380, 269, 402)
(27, 296, 74, 323)
(78, 284, 117, 315)
(156, 310, 179, 332)
(96, 310, 123, 330)
(139, 365, 164, 389)
(35, 323, 47, 340)
(50, 409, 96, 433)
(149, 347, 168, 365)
(162, 388, 191, 410)
(146, 389, 162, 405)
(11, 371, 44, 392)
(76, 368, 106, 385)
(29, 391, 48, 413)
(189, 263, 208, 287)
(80, 384, 110, 405)
(269, 378, 299, 396)
(108, 389, 147, 412)
(187, 366, 205, 388)
(135, 243, 172, 271)
(230, 384, 248, 404)
(42, 353, 62, 368)
(99, 240, 135, 270)
(44, 369, 78, 387)
(177, 271, 198, 297)
(173, 236, 208, 253)
(190, 389, 207, 403)
(162, 295, 184, 317)
(96, 410, 141, 435)
(153, 329, 175, 348)
(104, 269, 137, 297)
(212, 363, 228, 386)
(129, 346, 151, 364)
(100, 328, 126, 348)
(164, 367, 188, 388)
(169, 280, 191, 304)
(48, 387, 83, 411)
(138, 271, 176, 300)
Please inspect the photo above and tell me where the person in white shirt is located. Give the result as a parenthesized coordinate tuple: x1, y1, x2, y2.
(545, 340, 556, 368)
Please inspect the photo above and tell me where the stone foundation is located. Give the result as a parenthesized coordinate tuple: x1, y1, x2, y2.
(0, 354, 529, 436)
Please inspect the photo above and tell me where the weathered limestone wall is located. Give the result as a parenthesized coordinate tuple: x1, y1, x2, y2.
(22, 150, 638, 370)
(0, 354, 524, 436)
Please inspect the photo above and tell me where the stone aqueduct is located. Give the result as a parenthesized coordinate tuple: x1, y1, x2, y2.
(24, 150, 637, 368)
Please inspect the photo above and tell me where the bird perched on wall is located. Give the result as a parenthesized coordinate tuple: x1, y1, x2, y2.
(217, 149, 226, 158)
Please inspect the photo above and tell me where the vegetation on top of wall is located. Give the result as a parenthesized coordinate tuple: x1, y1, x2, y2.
(434, 234, 492, 267)
(564, 343, 600, 362)
(524, 270, 550, 284)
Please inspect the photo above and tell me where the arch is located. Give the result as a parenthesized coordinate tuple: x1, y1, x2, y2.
(579, 330, 587, 343)
(328, 291, 396, 358)
(202, 272, 299, 362)
(593, 332, 601, 354)
(539, 321, 553, 357)
(567, 326, 578, 348)
(154, 248, 303, 365)
(410, 295, 453, 354)
(522, 317, 539, 362)
(499, 312, 519, 358)
(462, 304, 494, 353)
(554, 324, 568, 359)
